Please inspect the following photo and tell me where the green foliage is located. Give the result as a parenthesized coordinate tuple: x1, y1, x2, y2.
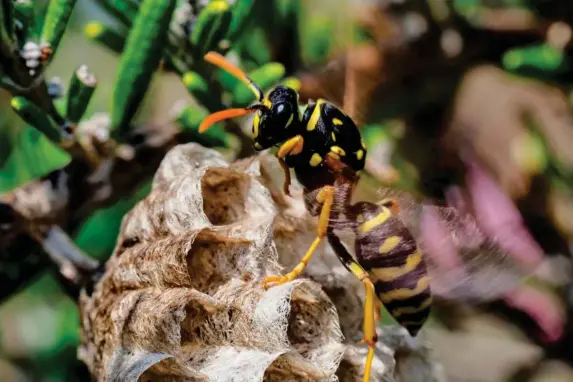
(226, 0, 259, 44)
(183, 71, 225, 112)
(299, 14, 334, 66)
(11, 96, 62, 143)
(83, 20, 126, 54)
(190, 0, 232, 57)
(99, 0, 139, 26)
(74, 182, 152, 260)
(2, 0, 303, 197)
(174, 103, 229, 148)
(503, 43, 569, 78)
(0, 0, 16, 47)
(231, 62, 286, 107)
(41, 0, 78, 57)
(66, 65, 97, 124)
(0, 126, 71, 193)
(13, 0, 39, 43)
(110, 0, 177, 135)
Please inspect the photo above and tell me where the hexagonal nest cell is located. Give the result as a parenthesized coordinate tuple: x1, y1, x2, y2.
(78, 143, 443, 382)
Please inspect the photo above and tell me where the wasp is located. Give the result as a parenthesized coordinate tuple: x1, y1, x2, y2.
(198, 52, 539, 381)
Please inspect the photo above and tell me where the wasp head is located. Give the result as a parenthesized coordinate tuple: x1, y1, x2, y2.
(252, 85, 300, 150)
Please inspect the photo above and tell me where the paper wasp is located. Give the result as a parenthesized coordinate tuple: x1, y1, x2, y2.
(197, 51, 541, 381)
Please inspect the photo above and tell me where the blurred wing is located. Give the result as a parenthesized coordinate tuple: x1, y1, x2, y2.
(375, 186, 539, 304)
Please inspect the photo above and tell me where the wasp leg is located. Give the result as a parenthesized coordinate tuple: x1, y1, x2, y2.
(327, 232, 377, 382)
(275, 135, 303, 197)
(277, 135, 304, 158)
(277, 157, 292, 196)
(262, 185, 334, 289)
(353, 265, 377, 382)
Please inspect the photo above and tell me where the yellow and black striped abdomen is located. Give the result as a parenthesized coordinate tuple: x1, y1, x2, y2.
(351, 201, 432, 336)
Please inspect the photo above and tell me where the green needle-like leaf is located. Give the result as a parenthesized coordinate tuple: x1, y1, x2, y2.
(14, 0, 36, 42)
(216, 66, 241, 93)
(232, 62, 285, 107)
(99, 0, 139, 27)
(172, 103, 229, 148)
(190, 0, 232, 57)
(503, 43, 568, 76)
(111, 0, 177, 136)
(66, 65, 97, 124)
(226, 0, 258, 44)
(237, 24, 271, 67)
(0, 0, 15, 47)
(84, 21, 126, 54)
(11, 96, 63, 144)
(280, 77, 301, 92)
(41, 0, 78, 57)
(182, 71, 225, 113)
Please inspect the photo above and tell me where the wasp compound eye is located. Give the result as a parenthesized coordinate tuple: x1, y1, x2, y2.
(272, 102, 295, 128)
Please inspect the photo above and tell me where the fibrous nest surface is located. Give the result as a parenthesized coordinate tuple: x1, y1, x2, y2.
(78, 143, 442, 382)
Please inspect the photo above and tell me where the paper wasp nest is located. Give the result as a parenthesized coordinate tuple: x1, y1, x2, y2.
(78, 143, 443, 382)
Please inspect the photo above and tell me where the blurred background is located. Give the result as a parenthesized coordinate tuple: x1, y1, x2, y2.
(1, 0, 573, 381)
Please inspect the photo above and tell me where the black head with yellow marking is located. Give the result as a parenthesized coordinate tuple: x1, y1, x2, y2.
(198, 52, 302, 151)
(252, 85, 300, 150)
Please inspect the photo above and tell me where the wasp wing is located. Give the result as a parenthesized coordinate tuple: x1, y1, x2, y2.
(374, 186, 541, 304)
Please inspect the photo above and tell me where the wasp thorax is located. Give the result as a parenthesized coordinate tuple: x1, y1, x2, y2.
(253, 86, 300, 150)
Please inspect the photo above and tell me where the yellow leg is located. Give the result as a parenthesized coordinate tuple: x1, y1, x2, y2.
(347, 262, 378, 382)
(262, 185, 334, 289)
(277, 157, 292, 196)
(277, 135, 304, 158)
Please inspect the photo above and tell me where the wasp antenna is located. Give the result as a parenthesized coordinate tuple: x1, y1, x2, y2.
(199, 108, 257, 133)
(204, 51, 264, 102)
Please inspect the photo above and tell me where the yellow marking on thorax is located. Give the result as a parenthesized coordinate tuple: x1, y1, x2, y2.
(307, 99, 325, 131)
(253, 111, 261, 138)
(331, 132, 336, 141)
(379, 236, 401, 254)
(379, 277, 429, 303)
(356, 149, 364, 160)
(262, 98, 272, 108)
(358, 208, 392, 235)
(361, 139, 366, 149)
(357, 214, 364, 223)
(309, 153, 322, 167)
(332, 118, 343, 125)
(285, 113, 294, 127)
(391, 297, 432, 318)
(330, 146, 346, 156)
(372, 250, 422, 281)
